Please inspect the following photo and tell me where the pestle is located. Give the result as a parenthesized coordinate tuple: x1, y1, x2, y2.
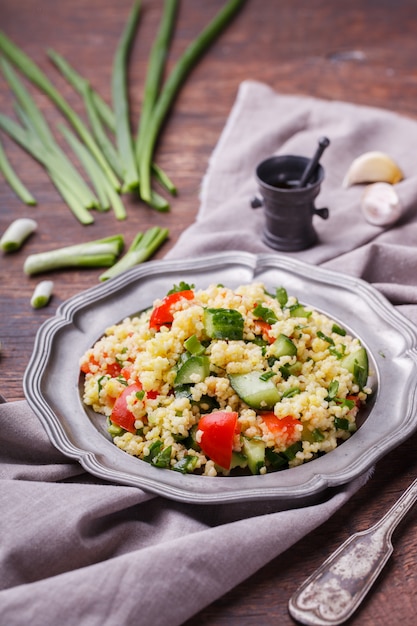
(298, 137, 330, 188)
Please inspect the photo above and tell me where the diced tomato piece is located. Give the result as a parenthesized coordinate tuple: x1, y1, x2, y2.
(80, 355, 122, 378)
(80, 355, 100, 374)
(120, 366, 133, 381)
(253, 320, 275, 344)
(261, 412, 301, 440)
(146, 390, 158, 399)
(110, 383, 143, 433)
(106, 362, 122, 378)
(198, 411, 238, 470)
(149, 290, 194, 330)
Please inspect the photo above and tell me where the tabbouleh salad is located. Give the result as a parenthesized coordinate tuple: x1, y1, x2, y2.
(80, 282, 371, 476)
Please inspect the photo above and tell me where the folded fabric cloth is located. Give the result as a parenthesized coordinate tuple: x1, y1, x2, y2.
(2, 80, 417, 625)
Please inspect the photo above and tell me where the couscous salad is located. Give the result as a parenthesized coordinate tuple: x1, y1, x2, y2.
(80, 282, 371, 476)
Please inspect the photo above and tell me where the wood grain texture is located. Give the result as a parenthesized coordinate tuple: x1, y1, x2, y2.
(1, 1, 417, 624)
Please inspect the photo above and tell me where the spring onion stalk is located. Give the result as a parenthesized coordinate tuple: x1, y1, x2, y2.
(0, 136, 36, 205)
(139, 0, 246, 203)
(1, 58, 100, 211)
(48, 47, 175, 200)
(0, 30, 120, 191)
(49, 174, 94, 225)
(135, 0, 177, 166)
(0, 217, 37, 252)
(30, 280, 54, 309)
(46, 48, 116, 132)
(83, 84, 124, 179)
(0, 112, 95, 224)
(151, 162, 176, 196)
(24, 235, 124, 276)
(13, 101, 98, 211)
(0, 57, 53, 146)
(58, 124, 110, 211)
(46, 50, 122, 177)
(59, 123, 129, 220)
(112, 0, 141, 192)
(99, 226, 169, 281)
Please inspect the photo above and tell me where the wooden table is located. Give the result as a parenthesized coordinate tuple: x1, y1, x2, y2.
(1, 1, 417, 624)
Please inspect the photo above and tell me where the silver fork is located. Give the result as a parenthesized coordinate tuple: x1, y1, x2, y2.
(288, 476, 417, 625)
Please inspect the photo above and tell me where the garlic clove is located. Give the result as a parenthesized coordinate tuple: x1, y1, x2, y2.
(360, 182, 402, 226)
(343, 151, 404, 188)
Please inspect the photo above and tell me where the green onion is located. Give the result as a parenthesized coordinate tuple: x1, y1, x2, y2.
(47, 51, 123, 179)
(138, 0, 246, 203)
(24, 235, 124, 275)
(275, 287, 288, 308)
(80, 82, 123, 180)
(151, 444, 172, 468)
(172, 454, 198, 474)
(30, 280, 54, 308)
(99, 226, 168, 281)
(259, 371, 275, 381)
(46, 48, 116, 133)
(135, 0, 177, 168)
(253, 302, 278, 324)
(112, 0, 141, 192)
(0, 111, 94, 225)
(151, 162, 176, 196)
(334, 417, 350, 431)
(326, 380, 339, 400)
(0, 58, 100, 220)
(317, 330, 335, 345)
(0, 217, 37, 252)
(14, 101, 97, 211)
(0, 136, 36, 205)
(332, 323, 347, 336)
(0, 30, 120, 190)
(48, 47, 174, 203)
(281, 387, 300, 398)
(59, 122, 128, 220)
(58, 123, 110, 212)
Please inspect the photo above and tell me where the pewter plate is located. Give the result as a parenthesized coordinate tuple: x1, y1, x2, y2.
(23, 252, 417, 505)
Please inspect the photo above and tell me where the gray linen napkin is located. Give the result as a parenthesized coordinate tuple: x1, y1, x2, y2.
(1, 80, 417, 625)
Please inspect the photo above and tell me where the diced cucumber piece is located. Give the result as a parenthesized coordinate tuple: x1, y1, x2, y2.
(340, 347, 368, 389)
(107, 421, 125, 437)
(230, 451, 248, 470)
(204, 308, 244, 340)
(289, 304, 312, 318)
(270, 333, 297, 358)
(229, 371, 281, 409)
(184, 334, 205, 355)
(187, 424, 201, 451)
(242, 437, 266, 474)
(174, 355, 210, 386)
(280, 361, 302, 379)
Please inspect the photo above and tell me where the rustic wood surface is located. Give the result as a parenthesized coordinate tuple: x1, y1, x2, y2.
(1, 1, 417, 624)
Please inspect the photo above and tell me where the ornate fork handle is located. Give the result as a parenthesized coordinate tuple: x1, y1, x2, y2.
(288, 476, 417, 625)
